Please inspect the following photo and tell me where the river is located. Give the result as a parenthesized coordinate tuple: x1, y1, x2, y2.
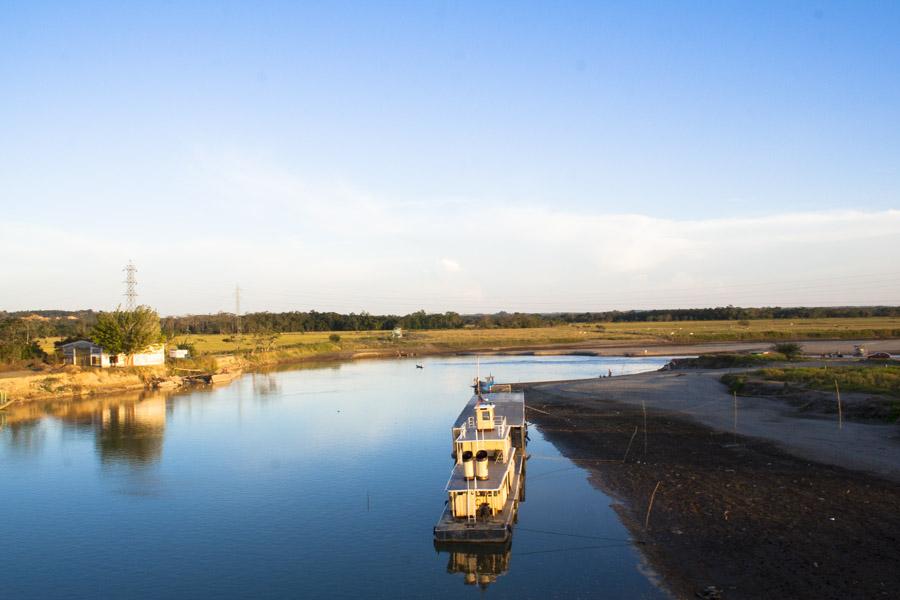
(2, 355, 673, 599)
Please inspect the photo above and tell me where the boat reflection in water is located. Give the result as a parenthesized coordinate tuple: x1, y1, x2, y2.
(434, 541, 512, 589)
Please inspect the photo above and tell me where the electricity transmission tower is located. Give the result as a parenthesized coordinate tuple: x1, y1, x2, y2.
(123, 261, 138, 310)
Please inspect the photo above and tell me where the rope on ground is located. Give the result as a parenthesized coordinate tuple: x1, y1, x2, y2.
(622, 426, 638, 463)
(644, 481, 662, 530)
(515, 543, 635, 557)
(516, 526, 630, 543)
(528, 465, 583, 481)
(528, 454, 620, 462)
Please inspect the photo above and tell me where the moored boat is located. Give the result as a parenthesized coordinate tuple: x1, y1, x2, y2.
(433, 384, 527, 543)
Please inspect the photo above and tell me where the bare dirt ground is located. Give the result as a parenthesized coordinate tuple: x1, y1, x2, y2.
(524, 371, 900, 599)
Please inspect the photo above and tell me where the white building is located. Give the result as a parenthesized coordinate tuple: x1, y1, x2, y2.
(59, 341, 166, 368)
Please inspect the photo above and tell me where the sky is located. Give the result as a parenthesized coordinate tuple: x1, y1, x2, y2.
(1, 1, 899, 315)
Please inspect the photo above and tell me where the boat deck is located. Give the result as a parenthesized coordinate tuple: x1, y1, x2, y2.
(446, 448, 517, 492)
(434, 453, 525, 543)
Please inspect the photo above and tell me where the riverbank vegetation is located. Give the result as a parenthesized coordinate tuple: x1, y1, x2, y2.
(669, 352, 791, 369)
(2, 307, 899, 373)
(723, 365, 900, 398)
(757, 365, 900, 397)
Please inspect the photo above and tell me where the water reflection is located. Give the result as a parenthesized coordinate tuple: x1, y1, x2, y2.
(252, 373, 280, 398)
(1, 391, 170, 465)
(1, 356, 672, 599)
(96, 394, 167, 465)
(1, 419, 45, 456)
(435, 542, 512, 588)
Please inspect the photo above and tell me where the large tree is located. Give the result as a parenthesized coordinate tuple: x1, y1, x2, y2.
(0, 318, 47, 363)
(91, 306, 162, 358)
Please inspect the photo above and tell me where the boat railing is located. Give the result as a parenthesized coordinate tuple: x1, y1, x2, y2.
(455, 415, 507, 441)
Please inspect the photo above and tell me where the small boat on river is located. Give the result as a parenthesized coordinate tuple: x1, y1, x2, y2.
(433, 381, 527, 543)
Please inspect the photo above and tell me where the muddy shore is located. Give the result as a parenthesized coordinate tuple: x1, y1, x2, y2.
(524, 379, 900, 599)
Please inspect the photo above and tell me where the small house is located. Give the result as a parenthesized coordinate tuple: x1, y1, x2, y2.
(59, 341, 166, 368)
(169, 348, 189, 359)
(59, 340, 110, 367)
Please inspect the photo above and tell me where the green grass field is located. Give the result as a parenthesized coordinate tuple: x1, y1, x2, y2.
(37, 317, 900, 359)
(597, 317, 900, 342)
(752, 365, 900, 398)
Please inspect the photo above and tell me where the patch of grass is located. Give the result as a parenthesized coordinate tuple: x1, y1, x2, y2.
(676, 353, 789, 369)
(34, 375, 73, 394)
(597, 317, 900, 342)
(721, 373, 746, 394)
(755, 365, 900, 398)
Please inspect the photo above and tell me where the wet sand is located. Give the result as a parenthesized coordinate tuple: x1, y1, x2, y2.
(524, 374, 900, 599)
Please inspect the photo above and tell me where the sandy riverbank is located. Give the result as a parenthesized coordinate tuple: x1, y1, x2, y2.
(0, 367, 159, 403)
(524, 370, 900, 599)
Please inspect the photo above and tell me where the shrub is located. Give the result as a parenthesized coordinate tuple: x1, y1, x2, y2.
(773, 343, 803, 359)
(329, 334, 342, 343)
(721, 374, 746, 393)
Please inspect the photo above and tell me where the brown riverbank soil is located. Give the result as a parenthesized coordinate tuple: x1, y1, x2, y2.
(0, 367, 160, 402)
(525, 387, 900, 600)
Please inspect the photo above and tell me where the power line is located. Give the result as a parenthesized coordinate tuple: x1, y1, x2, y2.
(235, 284, 242, 336)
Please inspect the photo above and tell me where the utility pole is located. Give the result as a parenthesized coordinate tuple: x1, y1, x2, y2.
(123, 261, 138, 310)
(235, 284, 242, 338)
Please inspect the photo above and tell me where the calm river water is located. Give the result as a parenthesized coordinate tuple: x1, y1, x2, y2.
(2, 355, 672, 599)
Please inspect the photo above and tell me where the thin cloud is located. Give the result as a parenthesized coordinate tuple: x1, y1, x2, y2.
(440, 258, 461, 272)
(2, 155, 898, 313)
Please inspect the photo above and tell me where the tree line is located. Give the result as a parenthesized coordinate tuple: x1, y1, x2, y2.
(160, 305, 900, 333)
(551, 305, 900, 323)
(2, 306, 899, 345)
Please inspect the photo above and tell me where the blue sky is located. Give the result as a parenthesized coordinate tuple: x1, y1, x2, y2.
(1, 1, 899, 314)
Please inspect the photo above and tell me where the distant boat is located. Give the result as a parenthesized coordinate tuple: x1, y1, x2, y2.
(416, 364, 424, 369)
(472, 374, 495, 393)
